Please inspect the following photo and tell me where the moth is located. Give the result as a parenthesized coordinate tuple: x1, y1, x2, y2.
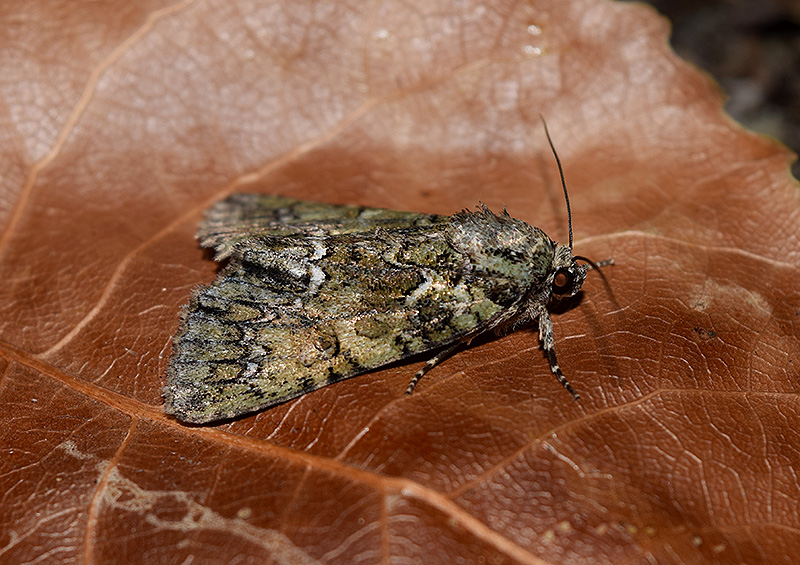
(165, 123, 609, 423)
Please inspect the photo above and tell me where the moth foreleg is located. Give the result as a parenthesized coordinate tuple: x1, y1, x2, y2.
(538, 310, 580, 400)
(576, 257, 615, 271)
(405, 341, 467, 395)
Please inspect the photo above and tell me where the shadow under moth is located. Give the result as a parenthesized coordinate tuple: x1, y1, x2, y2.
(165, 125, 610, 424)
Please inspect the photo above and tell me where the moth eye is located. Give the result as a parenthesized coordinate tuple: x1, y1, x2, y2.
(552, 269, 573, 294)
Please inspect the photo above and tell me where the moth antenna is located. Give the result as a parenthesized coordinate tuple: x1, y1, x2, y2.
(540, 115, 573, 249)
(574, 256, 615, 271)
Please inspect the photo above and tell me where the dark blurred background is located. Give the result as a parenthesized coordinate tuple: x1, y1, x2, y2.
(625, 0, 800, 179)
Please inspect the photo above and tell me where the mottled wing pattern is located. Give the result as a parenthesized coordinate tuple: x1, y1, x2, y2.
(198, 194, 447, 261)
(165, 196, 537, 423)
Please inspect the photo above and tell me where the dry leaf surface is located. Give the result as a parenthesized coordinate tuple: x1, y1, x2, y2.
(1, 0, 798, 563)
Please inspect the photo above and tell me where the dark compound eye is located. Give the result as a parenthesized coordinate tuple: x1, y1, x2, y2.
(552, 268, 573, 294)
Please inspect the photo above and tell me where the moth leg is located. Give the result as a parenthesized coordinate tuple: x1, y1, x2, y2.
(587, 258, 615, 270)
(405, 341, 467, 395)
(538, 310, 580, 400)
(575, 256, 614, 271)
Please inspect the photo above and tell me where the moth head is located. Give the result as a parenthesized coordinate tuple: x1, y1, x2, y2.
(540, 116, 603, 300)
(550, 245, 587, 299)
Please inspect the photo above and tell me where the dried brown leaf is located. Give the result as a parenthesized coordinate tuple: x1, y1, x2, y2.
(1, 1, 798, 563)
